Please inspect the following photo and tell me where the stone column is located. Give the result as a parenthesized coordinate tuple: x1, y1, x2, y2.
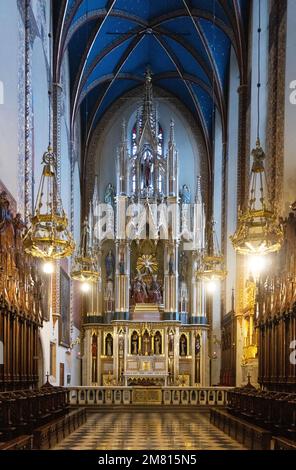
(114, 241, 130, 320)
(163, 240, 179, 320)
(113, 325, 119, 383)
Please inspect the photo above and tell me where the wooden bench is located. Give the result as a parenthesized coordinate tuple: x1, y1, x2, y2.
(0, 435, 33, 450)
(210, 408, 272, 450)
(33, 408, 87, 450)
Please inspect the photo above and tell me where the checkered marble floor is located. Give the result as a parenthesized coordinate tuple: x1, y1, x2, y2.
(53, 411, 246, 450)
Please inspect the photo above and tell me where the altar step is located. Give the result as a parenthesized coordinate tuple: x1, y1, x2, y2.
(131, 303, 163, 321)
(134, 303, 160, 312)
(77, 405, 211, 413)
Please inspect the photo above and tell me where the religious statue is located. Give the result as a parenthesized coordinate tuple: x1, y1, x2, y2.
(180, 281, 188, 313)
(148, 274, 162, 303)
(154, 333, 161, 355)
(195, 335, 201, 355)
(180, 335, 187, 357)
(144, 152, 153, 188)
(104, 280, 114, 312)
(106, 334, 113, 356)
(180, 184, 191, 204)
(118, 335, 124, 358)
(131, 269, 147, 303)
(131, 332, 139, 355)
(143, 333, 150, 356)
(179, 251, 188, 282)
(105, 250, 115, 280)
(104, 183, 115, 206)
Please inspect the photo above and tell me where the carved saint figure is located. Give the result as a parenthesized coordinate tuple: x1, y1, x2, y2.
(106, 334, 113, 356)
(179, 251, 188, 282)
(105, 250, 115, 280)
(132, 269, 147, 303)
(180, 184, 191, 204)
(148, 274, 162, 303)
(104, 183, 115, 206)
(143, 332, 150, 356)
(154, 332, 162, 355)
(104, 280, 114, 312)
(180, 334, 187, 357)
(144, 152, 153, 188)
(131, 331, 139, 355)
(119, 250, 125, 275)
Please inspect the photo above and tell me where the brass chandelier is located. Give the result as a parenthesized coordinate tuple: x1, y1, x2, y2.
(23, 146, 75, 260)
(230, 0, 283, 256)
(230, 140, 283, 255)
(196, 221, 227, 282)
(71, 213, 99, 283)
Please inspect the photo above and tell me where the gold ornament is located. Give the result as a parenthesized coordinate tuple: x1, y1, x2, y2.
(71, 216, 99, 283)
(196, 221, 227, 281)
(230, 140, 283, 255)
(23, 146, 75, 260)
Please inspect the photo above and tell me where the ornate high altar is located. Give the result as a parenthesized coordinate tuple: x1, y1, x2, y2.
(82, 71, 210, 387)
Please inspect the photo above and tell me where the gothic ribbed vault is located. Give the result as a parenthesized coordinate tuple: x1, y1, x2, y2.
(53, 0, 248, 162)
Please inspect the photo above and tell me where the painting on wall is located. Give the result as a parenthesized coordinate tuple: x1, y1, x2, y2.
(59, 268, 70, 347)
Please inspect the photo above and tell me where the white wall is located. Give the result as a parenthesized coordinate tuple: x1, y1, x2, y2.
(284, 0, 296, 214)
(0, 1, 82, 388)
(0, 0, 19, 200)
(226, 47, 239, 313)
(212, 110, 223, 385)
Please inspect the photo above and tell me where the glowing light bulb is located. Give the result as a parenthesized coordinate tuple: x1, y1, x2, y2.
(81, 282, 91, 293)
(247, 255, 267, 278)
(43, 261, 54, 274)
(207, 280, 217, 294)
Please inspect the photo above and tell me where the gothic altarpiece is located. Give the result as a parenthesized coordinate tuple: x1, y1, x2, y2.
(83, 73, 210, 387)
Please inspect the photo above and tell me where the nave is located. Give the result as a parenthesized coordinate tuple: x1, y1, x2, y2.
(1, 0, 296, 456)
(53, 412, 245, 451)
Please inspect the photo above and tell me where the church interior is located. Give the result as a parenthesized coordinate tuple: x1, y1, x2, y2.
(0, 0, 296, 453)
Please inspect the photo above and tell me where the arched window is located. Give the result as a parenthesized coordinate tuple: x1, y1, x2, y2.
(131, 123, 164, 156)
(157, 124, 163, 155)
(131, 124, 137, 156)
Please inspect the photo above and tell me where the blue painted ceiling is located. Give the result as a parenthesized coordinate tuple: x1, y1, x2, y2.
(54, 0, 248, 152)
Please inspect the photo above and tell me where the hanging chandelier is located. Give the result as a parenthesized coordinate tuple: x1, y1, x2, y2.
(230, 140, 283, 255)
(230, 0, 283, 256)
(196, 221, 227, 282)
(23, 146, 75, 259)
(71, 214, 99, 283)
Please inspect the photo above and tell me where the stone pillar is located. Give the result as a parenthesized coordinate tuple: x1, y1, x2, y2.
(113, 325, 119, 383)
(163, 241, 179, 320)
(114, 241, 130, 320)
(174, 327, 180, 381)
(97, 329, 102, 385)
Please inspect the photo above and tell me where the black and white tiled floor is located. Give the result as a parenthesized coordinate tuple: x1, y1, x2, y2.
(53, 412, 246, 450)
